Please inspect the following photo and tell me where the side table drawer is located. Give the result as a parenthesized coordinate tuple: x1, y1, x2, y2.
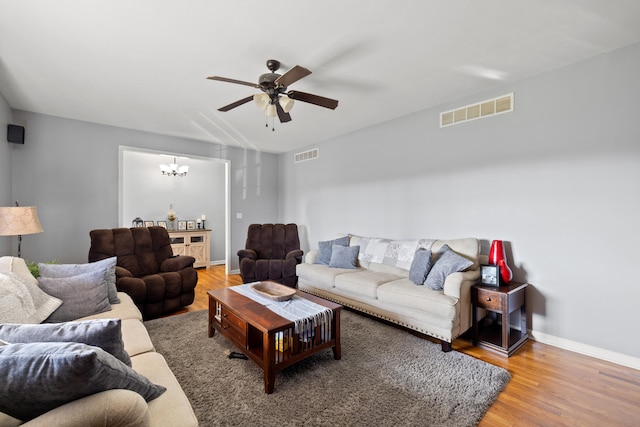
(476, 288, 504, 311)
(222, 307, 246, 331)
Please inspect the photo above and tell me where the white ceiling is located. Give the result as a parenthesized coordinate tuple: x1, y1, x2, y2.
(2, 1, 640, 154)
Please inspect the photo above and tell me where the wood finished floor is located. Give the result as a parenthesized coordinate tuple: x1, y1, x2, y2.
(173, 265, 640, 426)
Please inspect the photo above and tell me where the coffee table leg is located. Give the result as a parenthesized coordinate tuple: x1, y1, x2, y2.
(332, 309, 342, 360)
(263, 332, 276, 394)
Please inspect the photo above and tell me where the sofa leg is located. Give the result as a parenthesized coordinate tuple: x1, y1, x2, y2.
(440, 340, 452, 352)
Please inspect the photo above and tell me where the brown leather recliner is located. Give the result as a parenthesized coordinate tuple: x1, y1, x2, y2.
(237, 223, 303, 288)
(88, 226, 198, 319)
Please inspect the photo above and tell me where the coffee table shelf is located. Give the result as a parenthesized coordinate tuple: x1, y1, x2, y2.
(208, 288, 342, 393)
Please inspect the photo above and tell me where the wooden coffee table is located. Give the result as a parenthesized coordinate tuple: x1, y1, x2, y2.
(208, 287, 342, 394)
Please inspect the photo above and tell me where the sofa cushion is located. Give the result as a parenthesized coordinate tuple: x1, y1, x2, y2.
(132, 351, 199, 427)
(0, 271, 62, 324)
(121, 318, 155, 357)
(296, 263, 360, 289)
(316, 236, 350, 265)
(377, 278, 458, 318)
(78, 292, 143, 322)
(329, 245, 359, 269)
(0, 342, 166, 422)
(39, 257, 120, 304)
(424, 245, 473, 290)
(0, 318, 131, 366)
(408, 248, 432, 285)
(334, 270, 403, 299)
(38, 269, 112, 322)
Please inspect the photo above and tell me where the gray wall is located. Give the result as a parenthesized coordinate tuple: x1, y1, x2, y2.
(279, 42, 640, 362)
(0, 94, 14, 254)
(121, 149, 226, 263)
(7, 111, 279, 271)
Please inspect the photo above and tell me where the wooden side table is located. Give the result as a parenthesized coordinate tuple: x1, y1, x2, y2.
(472, 282, 528, 356)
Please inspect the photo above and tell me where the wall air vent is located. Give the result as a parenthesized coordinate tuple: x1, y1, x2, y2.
(294, 148, 319, 164)
(440, 93, 514, 128)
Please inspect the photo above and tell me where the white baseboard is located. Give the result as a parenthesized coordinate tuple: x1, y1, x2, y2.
(230, 268, 240, 275)
(530, 329, 640, 371)
(210, 259, 225, 266)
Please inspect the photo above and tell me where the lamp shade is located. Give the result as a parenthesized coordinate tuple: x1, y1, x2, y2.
(0, 206, 44, 236)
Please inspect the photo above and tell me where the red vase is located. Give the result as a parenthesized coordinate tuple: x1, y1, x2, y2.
(498, 259, 513, 283)
(489, 240, 505, 265)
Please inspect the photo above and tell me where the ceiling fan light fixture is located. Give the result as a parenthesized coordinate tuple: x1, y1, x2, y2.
(253, 93, 269, 109)
(279, 95, 294, 113)
(265, 103, 277, 118)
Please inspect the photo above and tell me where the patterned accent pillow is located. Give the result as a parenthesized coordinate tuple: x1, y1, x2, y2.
(424, 245, 473, 290)
(0, 272, 62, 324)
(353, 235, 435, 270)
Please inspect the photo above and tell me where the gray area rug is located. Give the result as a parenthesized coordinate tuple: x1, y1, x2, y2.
(145, 309, 510, 427)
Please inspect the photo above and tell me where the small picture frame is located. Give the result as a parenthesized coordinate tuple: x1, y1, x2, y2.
(177, 220, 187, 231)
(157, 221, 167, 229)
(480, 265, 502, 287)
(186, 220, 196, 230)
(144, 221, 154, 227)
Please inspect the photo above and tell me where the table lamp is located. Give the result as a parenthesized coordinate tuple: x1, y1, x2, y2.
(0, 202, 44, 258)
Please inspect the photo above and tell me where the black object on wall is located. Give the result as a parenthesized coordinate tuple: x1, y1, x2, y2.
(7, 124, 25, 144)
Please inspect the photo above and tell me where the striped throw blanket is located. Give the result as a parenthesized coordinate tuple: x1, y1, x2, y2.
(230, 283, 333, 335)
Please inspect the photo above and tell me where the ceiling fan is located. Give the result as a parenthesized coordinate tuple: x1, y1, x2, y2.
(207, 59, 339, 125)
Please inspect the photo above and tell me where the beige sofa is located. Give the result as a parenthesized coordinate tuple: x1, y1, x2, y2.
(296, 235, 480, 351)
(0, 258, 198, 427)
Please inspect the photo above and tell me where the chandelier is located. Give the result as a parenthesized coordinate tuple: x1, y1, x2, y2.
(159, 157, 189, 177)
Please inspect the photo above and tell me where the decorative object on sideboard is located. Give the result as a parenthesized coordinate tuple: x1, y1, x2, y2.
(132, 217, 144, 227)
(0, 201, 44, 257)
(159, 156, 189, 177)
(167, 204, 177, 230)
(488, 239, 513, 283)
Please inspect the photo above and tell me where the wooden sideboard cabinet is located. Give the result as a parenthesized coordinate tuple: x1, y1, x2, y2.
(168, 229, 211, 268)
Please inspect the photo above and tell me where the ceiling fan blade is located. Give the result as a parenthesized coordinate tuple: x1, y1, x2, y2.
(207, 76, 260, 88)
(287, 90, 339, 110)
(274, 65, 311, 87)
(218, 95, 254, 112)
(275, 101, 292, 123)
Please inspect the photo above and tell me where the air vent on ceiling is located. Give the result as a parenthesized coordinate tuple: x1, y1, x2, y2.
(294, 148, 319, 163)
(440, 93, 514, 128)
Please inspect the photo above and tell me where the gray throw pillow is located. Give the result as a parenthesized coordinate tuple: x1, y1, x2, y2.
(424, 245, 473, 291)
(409, 248, 432, 285)
(39, 257, 120, 304)
(329, 245, 360, 269)
(0, 341, 165, 421)
(316, 236, 350, 265)
(38, 269, 111, 322)
(0, 318, 130, 366)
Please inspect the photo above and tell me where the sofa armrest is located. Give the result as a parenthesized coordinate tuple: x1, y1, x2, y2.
(160, 255, 195, 272)
(442, 269, 481, 299)
(304, 250, 319, 264)
(237, 249, 256, 260)
(20, 389, 149, 427)
(115, 266, 133, 279)
(285, 249, 304, 261)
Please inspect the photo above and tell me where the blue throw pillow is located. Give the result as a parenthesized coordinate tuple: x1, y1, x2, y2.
(37, 269, 111, 322)
(38, 257, 119, 304)
(409, 248, 432, 285)
(424, 245, 473, 290)
(0, 342, 165, 422)
(316, 236, 350, 265)
(329, 245, 360, 269)
(0, 319, 131, 366)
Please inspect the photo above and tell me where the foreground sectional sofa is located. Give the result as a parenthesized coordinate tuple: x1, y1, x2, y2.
(0, 257, 197, 427)
(296, 235, 480, 351)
